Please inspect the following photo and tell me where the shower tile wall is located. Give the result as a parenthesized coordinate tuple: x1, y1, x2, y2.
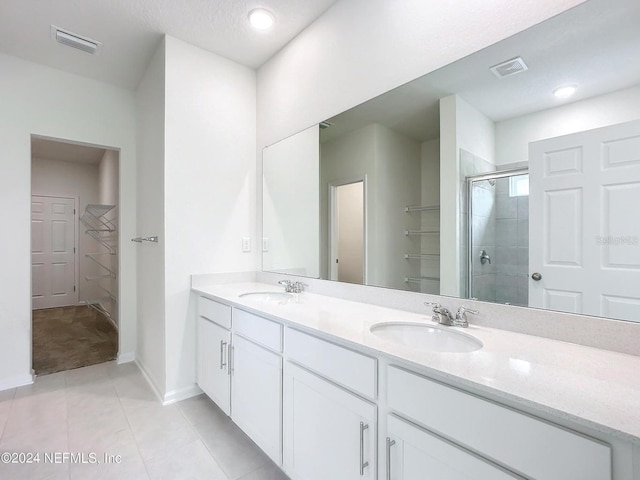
(470, 180, 497, 302)
(495, 179, 529, 306)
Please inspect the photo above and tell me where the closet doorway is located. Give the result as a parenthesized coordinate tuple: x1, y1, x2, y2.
(329, 179, 366, 284)
(30, 136, 120, 376)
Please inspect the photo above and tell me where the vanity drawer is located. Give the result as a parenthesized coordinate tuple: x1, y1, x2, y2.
(198, 296, 231, 329)
(286, 328, 377, 399)
(233, 308, 282, 352)
(387, 366, 611, 480)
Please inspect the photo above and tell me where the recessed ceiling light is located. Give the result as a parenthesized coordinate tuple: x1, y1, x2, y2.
(553, 85, 577, 99)
(248, 8, 275, 30)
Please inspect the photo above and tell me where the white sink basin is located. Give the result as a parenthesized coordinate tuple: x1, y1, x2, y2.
(370, 322, 483, 353)
(238, 291, 294, 302)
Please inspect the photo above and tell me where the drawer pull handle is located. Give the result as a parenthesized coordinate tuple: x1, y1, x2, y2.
(228, 345, 234, 376)
(220, 341, 227, 370)
(360, 422, 369, 476)
(386, 437, 396, 480)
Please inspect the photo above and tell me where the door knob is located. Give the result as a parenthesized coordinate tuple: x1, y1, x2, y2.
(531, 272, 542, 281)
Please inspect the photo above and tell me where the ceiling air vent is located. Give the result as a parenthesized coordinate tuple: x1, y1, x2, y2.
(50, 25, 103, 55)
(489, 57, 528, 79)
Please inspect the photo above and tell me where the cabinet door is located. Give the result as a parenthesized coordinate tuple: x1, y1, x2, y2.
(231, 334, 282, 465)
(386, 415, 520, 480)
(283, 362, 376, 480)
(197, 316, 231, 415)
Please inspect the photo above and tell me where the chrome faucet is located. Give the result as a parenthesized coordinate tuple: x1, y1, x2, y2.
(278, 279, 305, 293)
(425, 302, 479, 328)
(424, 302, 455, 326)
(454, 306, 479, 328)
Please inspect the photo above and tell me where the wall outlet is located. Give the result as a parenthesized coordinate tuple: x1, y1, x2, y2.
(262, 237, 269, 252)
(242, 237, 251, 252)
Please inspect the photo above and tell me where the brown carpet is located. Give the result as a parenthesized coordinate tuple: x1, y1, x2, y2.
(32, 305, 118, 376)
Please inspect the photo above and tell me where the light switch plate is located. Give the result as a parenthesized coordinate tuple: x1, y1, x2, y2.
(262, 237, 269, 252)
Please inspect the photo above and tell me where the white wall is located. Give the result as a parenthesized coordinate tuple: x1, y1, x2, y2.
(496, 84, 640, 165)
(419, 138, 441, 294)
(0, 52, 137, 390)
(320, 124, 377, 280)
(135, 40, 167, 395)
(263, 125, 320, 276)
(163, 36, 256, 400)
(320, 124, 421, 289)
(257, 0, 585, 150)
(373, 124, 421, 290)
(98, 150, 119, 324)
(31, 157, 100, 303)
(439, 95, 495, 297)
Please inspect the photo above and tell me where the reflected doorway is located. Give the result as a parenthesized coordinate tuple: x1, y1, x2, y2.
(329, 180, 365, 284)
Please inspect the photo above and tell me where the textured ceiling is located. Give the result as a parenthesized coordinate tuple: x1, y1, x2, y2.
(321, 0, 640, 143)
(0, 0, 339, 90)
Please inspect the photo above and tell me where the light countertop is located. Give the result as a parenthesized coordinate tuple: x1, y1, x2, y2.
(193, 282, 640, 444)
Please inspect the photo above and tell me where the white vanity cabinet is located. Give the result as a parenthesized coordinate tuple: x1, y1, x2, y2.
(230, 310, 283, 465)
(196, 295, 284, 465)
(385, 414, 520, 480)
(197, 296, 232, 414)
(283, 328, 377, 480)
(386, 365, 612, 480)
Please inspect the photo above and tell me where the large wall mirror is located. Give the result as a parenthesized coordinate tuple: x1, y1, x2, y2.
(262, 0, 640, 324)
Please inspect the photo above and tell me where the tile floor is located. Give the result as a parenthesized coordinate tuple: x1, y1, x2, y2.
(0, 362, 289, 480)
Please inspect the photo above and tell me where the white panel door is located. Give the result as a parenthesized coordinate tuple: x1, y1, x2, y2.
(31, 195, 77, 309)
(529, 120, 640, 321)
(231, 334, 282, 465)
(283, 362, 376, 480)
(386, 415, 520, 480)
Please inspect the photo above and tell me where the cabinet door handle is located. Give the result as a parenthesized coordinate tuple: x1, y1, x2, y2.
(359, 421, 369, 476)
(386, 437, 396, 480)
(228, 345, 234, 376)
(219, 341, 227, 370)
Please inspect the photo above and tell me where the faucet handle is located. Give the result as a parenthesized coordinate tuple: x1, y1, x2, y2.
(454, 306, 478, 328)
(278, 279, 293, 292)
(292, 281, 306, 293)
(424, 301, 441, 310)
(424, 302, 455, 326)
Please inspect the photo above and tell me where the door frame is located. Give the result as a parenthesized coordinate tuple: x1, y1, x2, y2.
(327, 175, 368, 283)
(31, 193, 80, 308)
(466, 168, 528, 300)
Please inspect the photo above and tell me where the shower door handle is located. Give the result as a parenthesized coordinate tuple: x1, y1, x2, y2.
(531, 272, 542, 281)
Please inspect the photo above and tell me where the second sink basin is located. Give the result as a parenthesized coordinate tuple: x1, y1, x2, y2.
(370, 322, 482, 353)
(238, 291, 294, 302)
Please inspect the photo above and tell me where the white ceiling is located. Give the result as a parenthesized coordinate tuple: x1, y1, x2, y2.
(321, 0, 640, 143)
(0, 0, 339, 90)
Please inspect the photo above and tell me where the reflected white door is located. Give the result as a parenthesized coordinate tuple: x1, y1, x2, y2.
(529, 120, 640, 321)
(31, 195, 77, 309)
(330, 181, 364, 284)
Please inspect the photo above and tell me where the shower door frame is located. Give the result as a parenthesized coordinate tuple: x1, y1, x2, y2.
(466, 167, 529, 302)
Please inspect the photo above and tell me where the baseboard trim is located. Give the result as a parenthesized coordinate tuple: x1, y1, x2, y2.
(0, 372, 35, 392)
(162, 383, 203, 406)
(134, 359, 165, 404)
(117, 351, 135, 364)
